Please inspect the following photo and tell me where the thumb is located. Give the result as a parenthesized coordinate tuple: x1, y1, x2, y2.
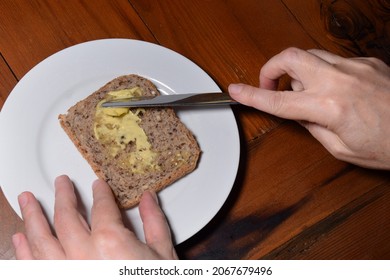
(228, 83, 321, 122)
(139, 191, 177, 259)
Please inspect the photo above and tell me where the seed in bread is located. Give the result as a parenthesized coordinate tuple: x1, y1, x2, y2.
(58, 74, 201, 208)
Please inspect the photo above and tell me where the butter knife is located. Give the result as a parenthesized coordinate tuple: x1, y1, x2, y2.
(101, 92, 238, 108)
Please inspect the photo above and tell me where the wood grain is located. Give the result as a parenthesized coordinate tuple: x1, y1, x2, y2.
(1, 0, 389, 260)
(0, 188, 24, 260)
(0, 0, 155, 79)
(283, 0, 390, 62)
(0, 55, 21, 259)
(0, 54, 17, 110)
(130, 0, 320, 141)
(264, 180, 390, 259)
(176, 122, 390, 259)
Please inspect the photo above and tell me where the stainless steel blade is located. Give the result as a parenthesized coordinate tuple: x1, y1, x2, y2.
(101, 92, 238, 108)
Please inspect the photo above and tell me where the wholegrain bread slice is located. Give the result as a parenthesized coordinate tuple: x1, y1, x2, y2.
(58, 74, 201, 208)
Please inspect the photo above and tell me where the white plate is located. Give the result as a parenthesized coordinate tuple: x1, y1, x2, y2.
(0, 39, 240, 244)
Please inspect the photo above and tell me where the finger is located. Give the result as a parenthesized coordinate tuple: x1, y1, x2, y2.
(12, 233, 34, 260)
(291, 78, 304, 91)
(307, 49, 344, 64)
(307, 50, 388, 78)
(229, 83, 323, 122)
(307, 49, 366, 76)
(54, 175, 90, 248)
(18, 191, 64, 259)
(139, 191, 177, 259)
(90, 179, 124, 231)
(259, 47, 332, 90)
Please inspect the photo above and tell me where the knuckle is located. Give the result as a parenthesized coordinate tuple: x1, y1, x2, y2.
(29, 236, 55, 259)
(279, 47, 302, 62)
(53, 207, 81, 236)
(239, 85, 261, 106)
(327, 143, 348, 159)
(363, 57, 385, 69)
(359, 59, 379, 73)
(93, 229, 117, 248)
(267, 91, 286, 114)
(93, 227, 131, 250)
(21, 205, 37, 219)
(322, 95, 346, 121)
(53, 207, 68, 228)
(350, 56, 387, 74)
(246, 85, 258, 101)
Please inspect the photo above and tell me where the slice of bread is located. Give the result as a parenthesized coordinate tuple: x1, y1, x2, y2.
(59, 74, 201, 208)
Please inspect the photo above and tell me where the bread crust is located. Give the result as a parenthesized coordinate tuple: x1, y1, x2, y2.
(59, 74, 200, 208)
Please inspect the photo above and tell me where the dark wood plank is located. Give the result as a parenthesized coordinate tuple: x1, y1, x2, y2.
(0, 54, 17, 110)
(263, 179, 390, 259)
(130, 0, 321, 142)
(0, 37, 22, 260)
(1, 0, 389, 261)
(0, 0, 157, 260)
(0, 187, 24, 260)
(282, 0, 390, 62)
(0, 0, 155, 79)
(176, 122, 390, 259)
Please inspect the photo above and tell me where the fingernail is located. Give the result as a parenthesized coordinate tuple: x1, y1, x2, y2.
(55, 174, 69, 185)
(92, 179, 99, 190)
(18, 192, 28, 209)
(92, 179, 105, 190)
(228, 83, 244, 94)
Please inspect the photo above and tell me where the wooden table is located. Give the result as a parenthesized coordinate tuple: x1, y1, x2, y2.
(1, 0, 389, 260)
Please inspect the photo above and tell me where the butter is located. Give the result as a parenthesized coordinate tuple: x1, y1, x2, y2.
(93, 87, 158, 173)
(103, 107, 129, 117)
(107, 88, 142, 98)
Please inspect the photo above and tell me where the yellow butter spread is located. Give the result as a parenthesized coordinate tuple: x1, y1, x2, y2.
(93, 87, 158, 173)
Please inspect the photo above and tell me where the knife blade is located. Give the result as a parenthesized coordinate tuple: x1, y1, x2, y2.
(101, 92, 238, 108)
